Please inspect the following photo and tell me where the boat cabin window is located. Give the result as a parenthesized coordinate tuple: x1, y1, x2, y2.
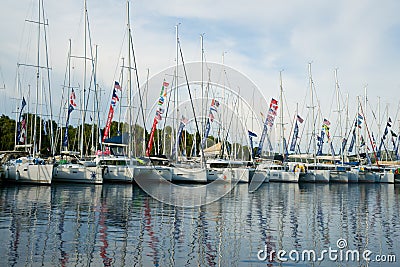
(308, 165, 333, 171)
(209, 162, 243, 168)
(270, 166, 284, 170)
(99, 160, 127, 166)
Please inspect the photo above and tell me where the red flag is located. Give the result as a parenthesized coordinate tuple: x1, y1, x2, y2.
(102, 106, 114, 142)
(70, 88, 77, 107)
(297, 115, 304, 123)
(323, 118, 331, 126)
(146, 118, 159, 156)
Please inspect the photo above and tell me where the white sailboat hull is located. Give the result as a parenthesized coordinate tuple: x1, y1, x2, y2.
(53, 164, 102, 184)
(207, 169, 227, 182)
(348, 169, 359, 183)
(358, 171, 377, 183)
(281, 171, 300, 182)
(5, 164, 53, 184)
(330, 170, 349, 183)
(300, 170, 330, 183)
(233, 168, 251, 183)
(269, 170, 299, 182)
(207, 168, 251, 183)
(377, 171, 394, 183)
(171, 167, 208, 183)
(102, 165, 133, 182)
(133, 166, 172, 181)
(312, 170, 330, 183)
(299, 172, 315, 182)
(250, 169, 269, 183)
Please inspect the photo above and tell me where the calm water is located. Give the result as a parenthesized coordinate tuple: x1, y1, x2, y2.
(0, 182, 399, 267)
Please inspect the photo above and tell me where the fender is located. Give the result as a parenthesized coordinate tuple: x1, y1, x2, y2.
(102, 166, 109, 177)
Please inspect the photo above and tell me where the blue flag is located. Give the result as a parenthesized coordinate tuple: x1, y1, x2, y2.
(256, 98, 278, 157)
(248, 130, 257, 158)
(201, 119, 211, 149)
(348, 129, 356, 153)
(256, 120, 269, 157)
(317, 130, 325, 156)
(330, 142, 335, 156)
(248, 130, 257, 138)
(63, 104, 74, 148)
(283, 137, 289, 160)
(16, 97, 27, 144)
(341, 138, 347, 154)
(290, 121, 299, 152)
(172, 121, 186, 158)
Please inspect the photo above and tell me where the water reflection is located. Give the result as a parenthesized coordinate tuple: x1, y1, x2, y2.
(0, 182, 399, 266)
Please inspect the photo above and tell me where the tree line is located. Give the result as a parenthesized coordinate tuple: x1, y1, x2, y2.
(0, 114, 251, 160)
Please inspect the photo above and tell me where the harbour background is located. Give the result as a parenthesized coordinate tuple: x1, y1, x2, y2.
(0, 182, 399, 266)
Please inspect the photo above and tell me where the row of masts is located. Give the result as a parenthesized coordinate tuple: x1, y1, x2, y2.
(13, 0, 400, 165)
(275, 62, 400, 167)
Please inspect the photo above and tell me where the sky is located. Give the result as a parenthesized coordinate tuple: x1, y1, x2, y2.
(1, 0, 400, 136)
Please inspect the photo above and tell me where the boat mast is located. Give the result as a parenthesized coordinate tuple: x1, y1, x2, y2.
(356, 96, 361, 162)
(118, 57, 124, 136)
(335, 69, 344, 163)
(28, 85, 33, 149)
(364, 86, 368, 161)
(178, 38, 207, 168)
(345, 92, 349, 161)
(61, 39, 72, 153)
(41, 0, 54, 156)
(295, 102, 299, 155)
(126, 0, 133, 158)
(199, 33, 205, 157)
(359, 94, 380, 166)
(80, 0, 88, 159)
(308, 63, 316, 164)
(378, 96, 381, 147)
(14, 69, 20, 151)
(145, 68, 149, 156)
(32, 0, 42, 158)
(221, 52, 226, 149)
(175, 23, 179, 163)
(279, 71, 285, 160)
(91, 44, 98, 154)
(38, 76, 43, 153)
(385, 103, 389, 161)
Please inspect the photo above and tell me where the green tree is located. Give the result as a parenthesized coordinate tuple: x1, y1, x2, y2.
(0, 115, 16, 151)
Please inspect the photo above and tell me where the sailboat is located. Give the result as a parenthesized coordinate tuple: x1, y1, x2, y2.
(94, 1, 172, 183)
(96, 80, 134, 183)
(328, 69, 349, 183)
(257, 72, 301, 183)
(299, 63, 329, 183)
(201, 100, 253, 183)
(52, 0, 102, 184)
(94, 0, 138, 183)
(169, 114, 208, 183)
(191, 41, 248, 183)
(156, 24, 208, 183)
(3, 0, 54, 184)
(352, 92, 381, 183)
